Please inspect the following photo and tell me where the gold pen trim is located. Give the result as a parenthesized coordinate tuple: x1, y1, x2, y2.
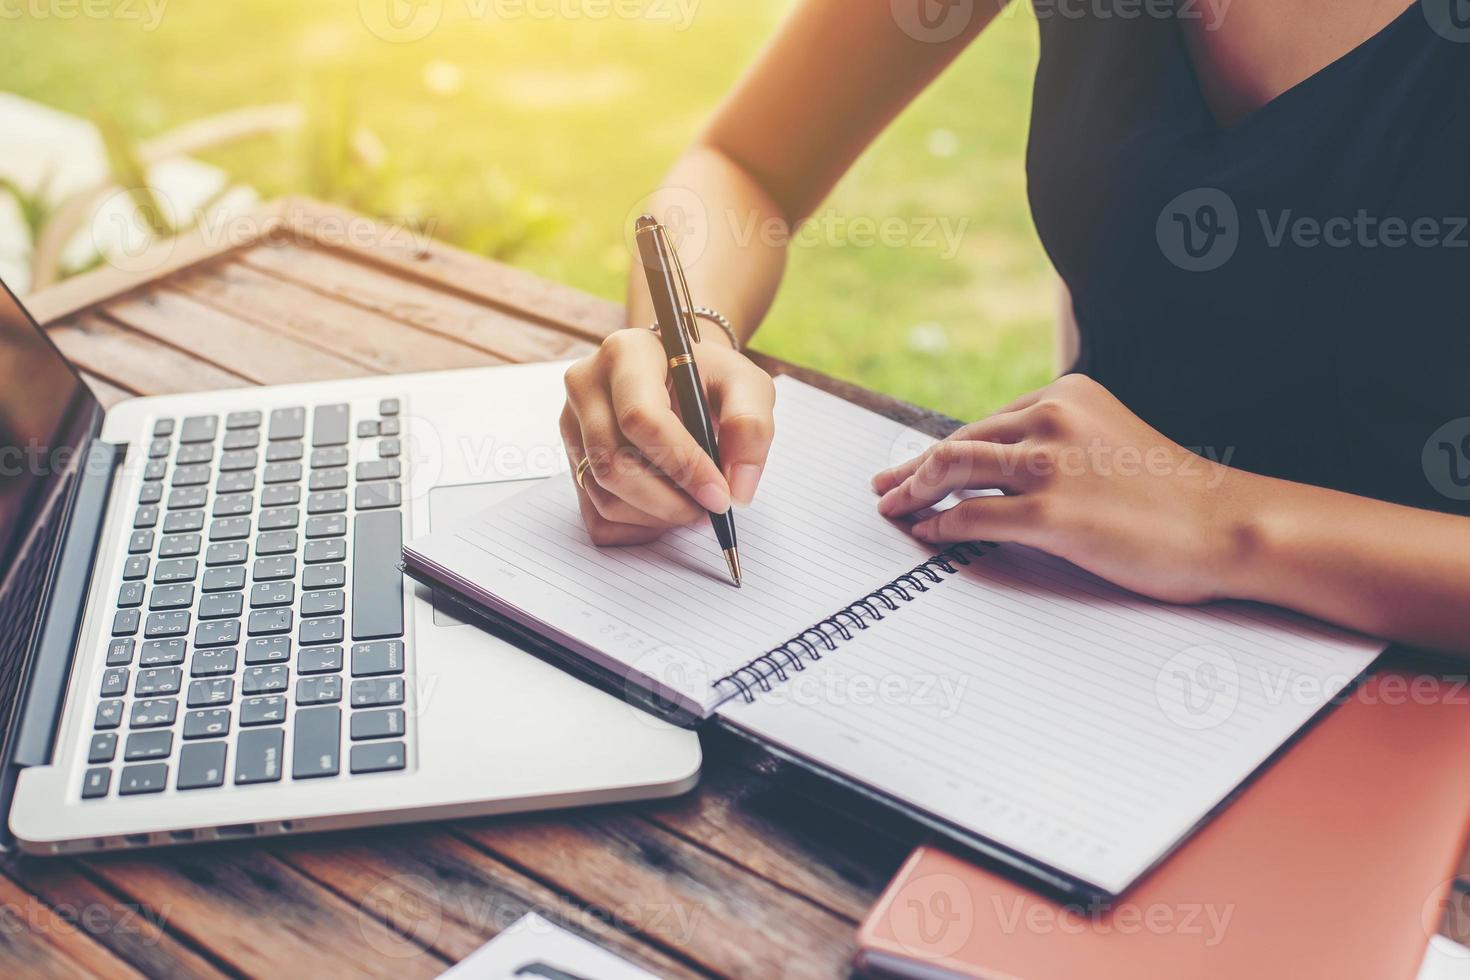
(668, 353, 694, 369)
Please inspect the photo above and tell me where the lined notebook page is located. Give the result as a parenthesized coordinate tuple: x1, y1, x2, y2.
(718, 543, 1382, 895)
(404, 377, 941, 716)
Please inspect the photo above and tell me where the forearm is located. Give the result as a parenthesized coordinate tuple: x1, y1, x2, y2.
(1221, 471, 1470, 655)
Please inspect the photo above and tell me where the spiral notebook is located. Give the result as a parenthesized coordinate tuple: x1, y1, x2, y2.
(403, 377, 1384, 900)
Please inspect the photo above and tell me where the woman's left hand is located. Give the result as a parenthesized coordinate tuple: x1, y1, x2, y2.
(872, 374, 1263, 604)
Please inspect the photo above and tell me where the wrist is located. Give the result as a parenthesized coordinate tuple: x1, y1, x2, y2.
(1207, 467, 1295, 603)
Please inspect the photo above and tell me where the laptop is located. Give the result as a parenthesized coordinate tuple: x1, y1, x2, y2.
(0, 275, 700, 853)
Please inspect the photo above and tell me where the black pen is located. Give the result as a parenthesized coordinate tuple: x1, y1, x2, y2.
(633, 214, 741, 587)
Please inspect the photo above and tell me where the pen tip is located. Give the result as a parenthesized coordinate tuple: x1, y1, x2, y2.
(724, 548, 742, 588)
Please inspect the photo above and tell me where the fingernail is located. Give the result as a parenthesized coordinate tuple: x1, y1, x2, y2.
(911, 520, 933, 540)
(877, 489, 899, 516)
(693, 482, 731, 514)
(729, 464, 762, 507)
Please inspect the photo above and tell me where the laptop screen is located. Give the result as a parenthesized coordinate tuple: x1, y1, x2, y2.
(0, 277, 98, 767)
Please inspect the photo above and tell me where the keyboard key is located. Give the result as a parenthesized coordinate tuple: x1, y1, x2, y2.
(356, 420, 379, 438)
(248, 609, 293, 636)
(88, 732, 118, 763)
(127, 530, 154, 554)
(378, 418, 400, 437)
(302, 590, 345, 617)
(144, 610, 191, 638)
(124, 730, 172, 761)
(378, 438, 400, 458)
(296, 676, 342, 705)
(226, 410, 262, 430)
(153, 558, 197, 583)
(133, 504, 159, 528)
(200, 592, 244, 619)
(82, 767, 111, 799)
(167, 486, 208, 510)
(117, 581, 144, 608)
(191, 648, 238, 677)
(175, 443, 213, 465)
(183, 708, 231, 740)
(379, 398, 399, 416)
(202, 566, 246, 592)
(350, 741, 406, 774)
(187, 677, 234, 707)
(239, 695, 287, 726)
(266, 440, 304, 463)
(256, 530, 298, 556)
(263, 462, 302, 485)
(350, 708, 405, 740)
(172, 464, 210, 488)
(301, 617, 344, 646)
(219, 449, 257, 472)
(268, 407, 306, 442)
(258, 507, 299, 531)
(130, 698, 177, 728)
(356, 459, 401, 482)
(123, 555, 150, 580)
(153, 418, 175, 437)
(293, 707, 341, 779)
(178, 742, 227, 790)
(312, 403, 350, 447)
(149, 583, 194, 610)
(235, 728, 285, 784)
(180, 415, 218, 444)
(163, 510, 205, 533)
(210, 517, 251, 541)
(306, 491, 348, 515)
(159, 533, 201, 557)
(205, 542, 249, 567)
(95, 700, 124, 730)
(223, 429, 259, 451)
(135, 667, 183, 696)
(106, 638, 135, 666)
(305, 539, 346, 563)
(147, 437, 171, 459)
(245, 636, 291, 664)
(352, 511, 403, 640)
(252, 556, 296, 581)
(100, 667, 129, 697)
(299, 646, 344, 674)
(216, 471, 255, 494)
(143, 459, 167, 481)
(308, 469, 348, 492)
(138, 482, 164, 505)
(304, 514, 346, 539)
(350, 677, 405, 708)
(112, 609, 140, 637)
(351, 640, 405, 676)
(302, 564, 346, 589)
(195, 620, 240, 648)
(119, 762, 169, 795)
(140, 638, 187, 667)
(250, 582, 295, 609)
(213, 493, 253, 518)
(310, 446, 349, 469)
(262, 484, 301, 507)
(356, 482, 402, 510)
(243, 665, 289, 695)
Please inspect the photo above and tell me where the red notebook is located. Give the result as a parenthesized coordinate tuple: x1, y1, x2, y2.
(856, 670, 1470, 979)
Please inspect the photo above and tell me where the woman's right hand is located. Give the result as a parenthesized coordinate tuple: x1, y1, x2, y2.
(560, 327, 776, 545)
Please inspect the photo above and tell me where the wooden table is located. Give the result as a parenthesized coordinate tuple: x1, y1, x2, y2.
(6, 199, 1469, 978)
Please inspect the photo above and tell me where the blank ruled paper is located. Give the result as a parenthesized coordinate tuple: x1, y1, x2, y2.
(406, 377, 1383, 893)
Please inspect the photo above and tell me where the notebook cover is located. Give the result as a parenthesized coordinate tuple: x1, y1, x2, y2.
(854, 669, 1470, 979)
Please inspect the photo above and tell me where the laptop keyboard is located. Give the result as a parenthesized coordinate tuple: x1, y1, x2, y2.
(81, 398, 410, 801)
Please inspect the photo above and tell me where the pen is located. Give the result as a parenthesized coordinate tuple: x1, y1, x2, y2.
(633, 214, 742, 587)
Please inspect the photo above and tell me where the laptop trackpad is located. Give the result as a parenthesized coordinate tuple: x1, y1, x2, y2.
(425, 479, 545, 627)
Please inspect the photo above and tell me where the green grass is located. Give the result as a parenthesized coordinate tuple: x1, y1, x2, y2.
(2, 0, 1053, 419)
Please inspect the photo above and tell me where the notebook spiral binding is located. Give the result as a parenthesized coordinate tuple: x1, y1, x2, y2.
(711, 542, 990, 703)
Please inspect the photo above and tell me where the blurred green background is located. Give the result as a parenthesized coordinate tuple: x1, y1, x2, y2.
(4, 0, 1054, 419)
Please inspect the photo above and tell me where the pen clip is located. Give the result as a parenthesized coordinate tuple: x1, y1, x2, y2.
(668, 233, 701, 345)
(642, 218, 700, 346)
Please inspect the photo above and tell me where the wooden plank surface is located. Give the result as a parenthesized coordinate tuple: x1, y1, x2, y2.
(10, 198, 1468, 978)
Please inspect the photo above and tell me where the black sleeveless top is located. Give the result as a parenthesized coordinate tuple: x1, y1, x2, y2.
(1026, 2, 1470, 517)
